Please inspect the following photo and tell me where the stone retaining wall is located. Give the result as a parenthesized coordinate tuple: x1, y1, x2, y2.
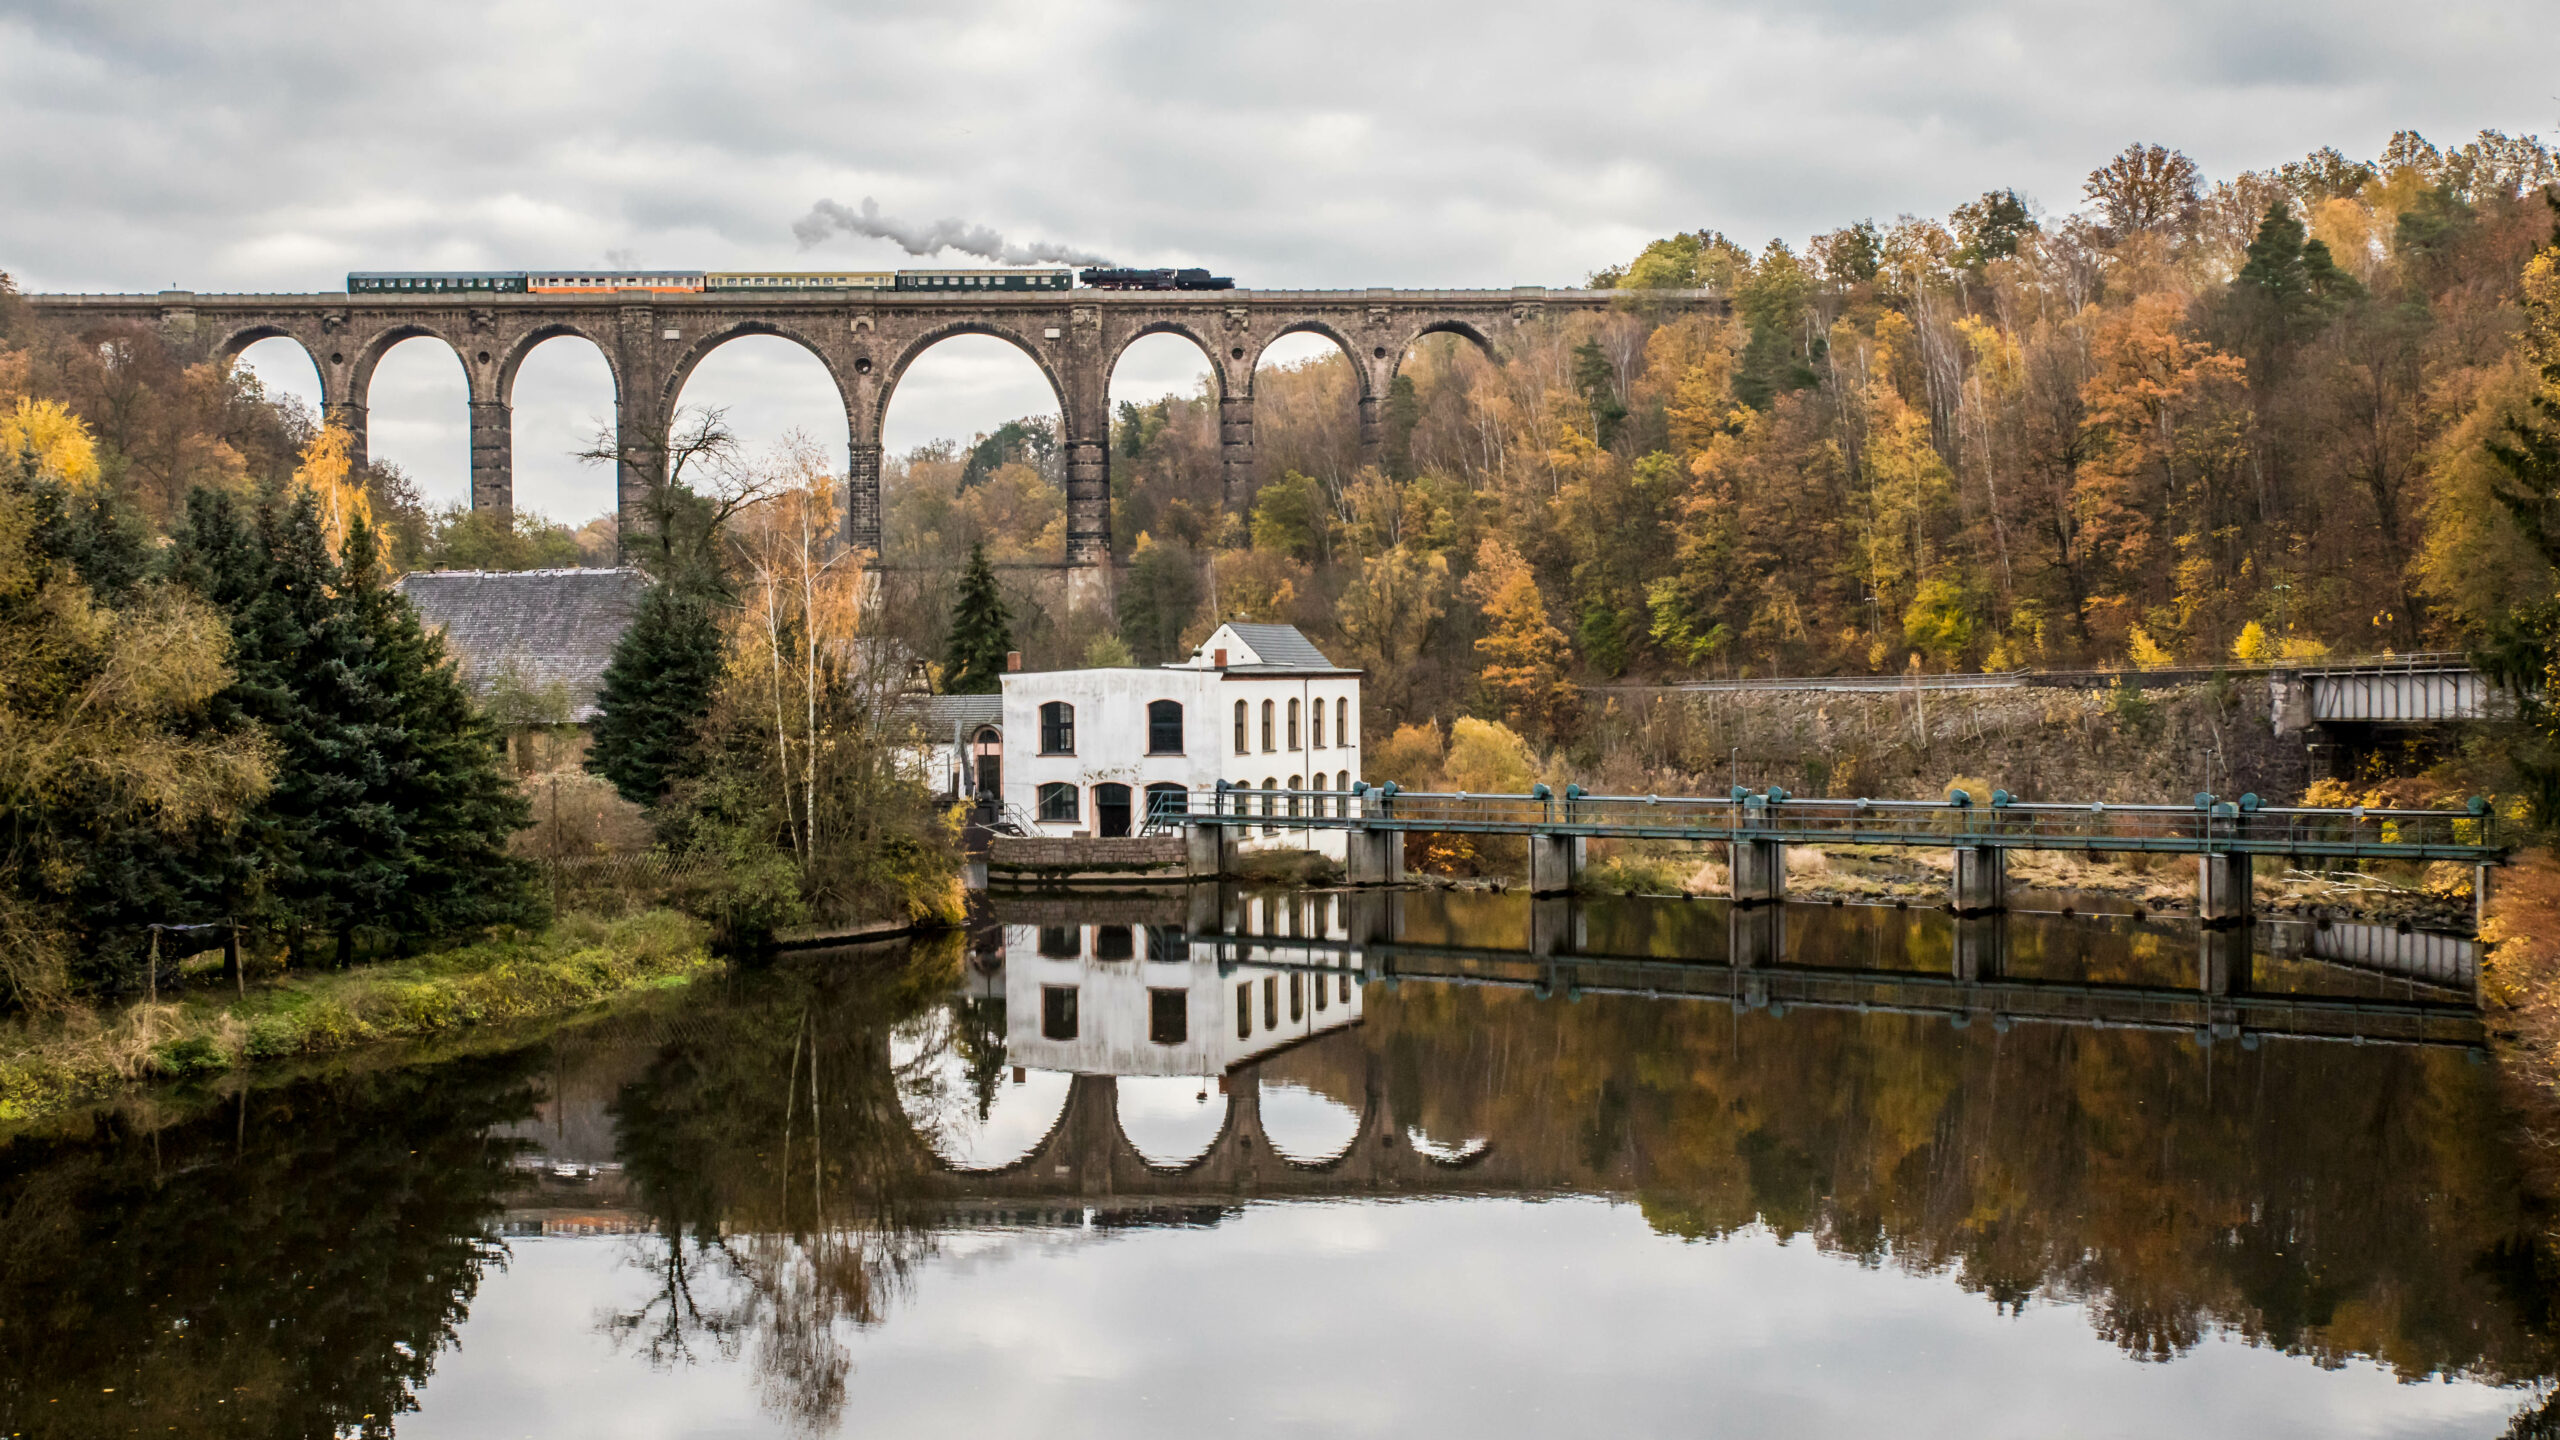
(988, 835, 1188, 884)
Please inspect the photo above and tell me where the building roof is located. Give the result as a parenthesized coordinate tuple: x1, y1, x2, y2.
(1180, 621, 1351, 673)
(892, 692, 1004, 737)
(394, 567, 648, 723)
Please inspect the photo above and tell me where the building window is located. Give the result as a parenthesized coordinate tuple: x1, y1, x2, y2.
(1037, 782, 1079, 823)
(1263, 776, 1278, 832)
(1337, 698, 1349, 748)
(1148, 699, 1184, 754)
(1150, 988, 1188, 1045)
(1147, 925, 1189, 961)
(1146, 782, 1188, 823)
(1234, 700, 1249, 755)
(1313, 699, 1326, 749)
(1237, 982, 1253, 1038)
(1290, 974, 1304, 1022)
(1039, 701, 1075, 754)
(1315, 970, 1328, 1011)
(1094, 925, 1135, 961)
(1287, 698, 1301, 750)
(1287, 775, 1302, 818)
(1338, 769, 1350, 794)
(1041, 985, 1078, 1040)
(1037, 925, 1079, 958)
(1311, 775, 1327, 818)
(1263, 976, 1278, 1030)
(1261, 700, 1276, 752)
(1340, 972, 1352, 1003)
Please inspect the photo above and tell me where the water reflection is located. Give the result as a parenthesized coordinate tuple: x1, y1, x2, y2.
(0, 892, 2548, 1439)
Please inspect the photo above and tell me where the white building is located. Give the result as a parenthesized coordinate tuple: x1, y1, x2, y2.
(998, 623, 1362, 857)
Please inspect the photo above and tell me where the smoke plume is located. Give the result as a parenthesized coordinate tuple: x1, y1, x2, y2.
(793, 197, 1113, 266)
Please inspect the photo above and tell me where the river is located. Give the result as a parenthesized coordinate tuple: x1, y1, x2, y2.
(1, 889, 2550, 1439)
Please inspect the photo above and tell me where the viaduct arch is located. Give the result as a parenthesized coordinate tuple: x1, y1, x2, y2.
(36, 285, 1718, 589)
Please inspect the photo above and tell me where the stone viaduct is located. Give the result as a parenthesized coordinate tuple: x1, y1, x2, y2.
(22, 285, 1713, 579)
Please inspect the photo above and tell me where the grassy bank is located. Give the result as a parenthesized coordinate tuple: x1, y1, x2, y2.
(0, 910, 715, 1128)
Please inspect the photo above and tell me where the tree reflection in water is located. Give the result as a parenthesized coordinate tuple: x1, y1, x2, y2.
(599, 934, 962, 1435)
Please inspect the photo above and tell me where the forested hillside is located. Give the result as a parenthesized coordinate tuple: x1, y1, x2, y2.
(884, 130, 2560, 752)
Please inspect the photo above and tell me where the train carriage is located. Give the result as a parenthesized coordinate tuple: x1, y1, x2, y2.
(347, 272, 530, 294)
(704, 272, 896, 291)
(893, 268, 1073, 292)
(523, 271, 705, 294)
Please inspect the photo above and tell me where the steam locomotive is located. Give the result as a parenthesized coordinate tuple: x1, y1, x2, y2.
(1074, 267, 1236, 291)
(344, 265, 1235, 295)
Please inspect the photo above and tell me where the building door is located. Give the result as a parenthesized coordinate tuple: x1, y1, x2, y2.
(1095, 783, 1133, 838)
(972, 727, 1001, 802)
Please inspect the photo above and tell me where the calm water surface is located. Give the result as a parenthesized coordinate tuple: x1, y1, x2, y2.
(3, 890, 2552, 1439)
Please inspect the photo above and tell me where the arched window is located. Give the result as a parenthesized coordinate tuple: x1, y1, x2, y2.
(1148, 699, 1184, 755)
(1286, 699, 1301, 750)
(1263, 976, 1278, 1030)
(1261, 699, 1275, 752)
(1287, 774, 1302, 818)
(1310, 774, 1327, 818)
(1312, 699, 1326, 749)
(1149, 987, 1187, 1045)
(1236, 982, 1252, 1038)
(1145, 782, 1188, 823)
(1039, 701, 1074, 755)
(1337, 768, 1350, 793)
(1337, 698, 1349, 748)
(1037, 926, 1079, 958)
(1289, 973, 1304, 1022)
(1262, 776, 1277, 832)
(1042, 985, 1078, 1041)
(1094, 925, 1135, 961)
(1234, 700, 1249, 755)
(1036, 782, 1079, 823)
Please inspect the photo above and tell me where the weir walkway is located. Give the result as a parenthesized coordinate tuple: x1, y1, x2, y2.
(1159, 784, 2507, 927)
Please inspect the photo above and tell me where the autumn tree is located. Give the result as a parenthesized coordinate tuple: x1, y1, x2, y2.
(1467, 538, 1579, 742)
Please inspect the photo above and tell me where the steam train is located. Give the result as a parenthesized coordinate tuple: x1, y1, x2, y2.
(1073, 267, 1235, 291)
(345, 265, 1234, 295)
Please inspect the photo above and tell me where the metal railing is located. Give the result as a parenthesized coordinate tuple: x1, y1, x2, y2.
(1170, 782, 2504, 864)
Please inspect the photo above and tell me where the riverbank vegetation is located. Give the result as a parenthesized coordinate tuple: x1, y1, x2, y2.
(0, 909, 712, 1127)
(0, 274, 962, 1034)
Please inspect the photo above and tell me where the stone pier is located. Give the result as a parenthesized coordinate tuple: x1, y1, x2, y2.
(1952, 846, 2007, 916)
(1528, 833, 1584, 896)
(1732, 839, 1787, 905)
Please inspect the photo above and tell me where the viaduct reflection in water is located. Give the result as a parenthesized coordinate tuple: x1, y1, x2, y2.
(0, 889, 2551, 1438)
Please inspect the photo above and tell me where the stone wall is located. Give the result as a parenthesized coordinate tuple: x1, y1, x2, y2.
(988, 835, 1187, 883)
(1593, 681, 2315, 806)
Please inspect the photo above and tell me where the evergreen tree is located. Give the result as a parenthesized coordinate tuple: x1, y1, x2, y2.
(943, 542, 1013, 693)
(1118, 537, 1202, 664)
(1570, 340, 1628, 449)
(338, 516, 541, 941)
(586, 580, 726, 806)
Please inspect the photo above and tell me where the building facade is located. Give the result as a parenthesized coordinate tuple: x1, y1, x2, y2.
(998, 623, 1361, 857)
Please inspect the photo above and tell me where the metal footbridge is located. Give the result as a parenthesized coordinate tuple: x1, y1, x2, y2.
(1153, 784, 2507, 922)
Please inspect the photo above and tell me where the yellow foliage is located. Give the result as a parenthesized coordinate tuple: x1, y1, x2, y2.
(1443, 716, 1536, 796)
(1367, 721, 1446, 791)
(2231, 620, 2271, 664)
(2276, 633, 2332, 662)
(2127, 625, 2175, 670)
(293, 424, 371, 564)
(1, 398, 101, 489)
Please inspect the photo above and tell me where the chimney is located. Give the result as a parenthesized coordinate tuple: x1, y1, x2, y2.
(1006, 650, 1022, 672)
(1213, 648, 1228, 668)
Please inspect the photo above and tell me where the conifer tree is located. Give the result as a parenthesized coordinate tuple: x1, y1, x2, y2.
(943, 542, 1013, 694)
(587, 580, 726, 806)
(338, 516, 540, 940)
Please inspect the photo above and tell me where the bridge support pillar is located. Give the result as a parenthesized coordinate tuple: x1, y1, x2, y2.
(1732, 839, 1787, 905)
(1347, 827, 1403, 886)
(1219, 393, 1255, 508)
(1186, 822, 1230, 881)
(468, 398, 511, 522)
(323, 398, 369, 473)
(1528, 833, 1584, 896)
(2198, 853, 2254, 927)
(846, 441, 883, 556)
(1951, 845, 2007, 916)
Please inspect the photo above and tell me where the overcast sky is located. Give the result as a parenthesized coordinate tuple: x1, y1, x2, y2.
(4, 0, 2553, 518)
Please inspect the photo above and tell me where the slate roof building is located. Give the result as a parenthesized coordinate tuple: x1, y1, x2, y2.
(394, 568, 648, 724)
